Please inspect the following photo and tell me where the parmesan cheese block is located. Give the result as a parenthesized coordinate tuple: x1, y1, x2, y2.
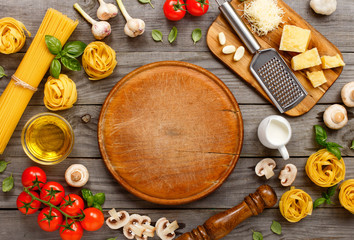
(279, 25, 311, 53)
(306, 71, 327, 88)
(291, 48, 321, 71)
(321, 54, 345, 69)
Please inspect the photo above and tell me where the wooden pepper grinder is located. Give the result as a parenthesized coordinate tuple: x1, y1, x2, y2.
(176, 185, 277, 240)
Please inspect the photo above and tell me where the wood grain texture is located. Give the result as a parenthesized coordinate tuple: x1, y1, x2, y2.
(207, 0, 343, 116)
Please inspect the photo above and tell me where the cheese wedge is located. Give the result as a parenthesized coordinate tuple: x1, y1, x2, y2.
(306, 71, 327, 88)
(321, 54, 345, 69)
(279, 25, 311, 53)
(291, 48, 321, 71)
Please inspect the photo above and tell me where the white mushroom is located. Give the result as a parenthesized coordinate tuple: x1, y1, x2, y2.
(123, 214, 145, 239)
(97, 0, 118, 20)
(255, 158, 276, 179)
(140, 215, 155, 238)
(156, 218, 179, 240)
(116, 0, 145, 37)
(323, 104, 348, 130)
(65, 164, 89, 187)
(106, 209, 130, 229)
(279, 164, 297, 187)
(310, 0, 337, 15)
(341, 82, 354, 107)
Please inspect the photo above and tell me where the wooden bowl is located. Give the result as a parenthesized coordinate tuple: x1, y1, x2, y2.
(98, 61, 243, 205)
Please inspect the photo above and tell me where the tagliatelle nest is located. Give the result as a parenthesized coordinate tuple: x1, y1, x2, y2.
(339, 179, 354, 214)
(0, 17, 31, 54)
(305, 149, 346, 188)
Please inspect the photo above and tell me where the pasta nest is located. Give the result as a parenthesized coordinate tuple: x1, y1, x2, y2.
(0, 17, 31, 54)
(44, 74, 77, 111)
(305, 149, 345, 187)
(279, 187, 313, 223)
(339, 179, 354, 214)
(82, 41, 117, 80)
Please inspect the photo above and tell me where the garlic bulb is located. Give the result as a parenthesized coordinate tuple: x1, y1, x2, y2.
(97, 0, 118, 20)
(116, 0, 145, 37)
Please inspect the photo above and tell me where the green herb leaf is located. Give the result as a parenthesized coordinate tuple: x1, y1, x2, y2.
(168, 26, 178, 44)
(351, 140, 354, 150)
(252, 231, 263, 240)
(152, 30, 163, 42)
(314, 125, 327, 147)
(106, 238, 117, 240)
(327, 142, 343, 148)
(313, 197, 326, 209)
(61, 56, 81, 71)
(45, 35, 62, 55)
(2, 173, 14, 192)
(0, 66, 6, 78)
(93, 193, 105, 205)
(87, 195, 94, 207)
(63, 41, 87, 58)
(50, 59, 61, 79)
(327, 184, 338, 197)
(81, 188, 93, 201)
(93, 202, 103, 211)
(326, 144, 342, 160)
(192, 28, 202, 44)
(138, 0, 154, 8)
(270, 220, 282, 235)
(0, 160, 10, 173)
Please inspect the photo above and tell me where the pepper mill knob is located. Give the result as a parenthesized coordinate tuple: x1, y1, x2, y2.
(176, 185, 277, 240)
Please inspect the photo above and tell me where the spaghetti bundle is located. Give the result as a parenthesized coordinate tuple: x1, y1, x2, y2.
(82, 41, 117, 80)
(0, 9, 78, 154)
(0, 17, 31, 54)
(305, 149, 345, 187)
(44, 74, 77, 111)
(339, 179, 354, 214)
(279, 187, 313, 223)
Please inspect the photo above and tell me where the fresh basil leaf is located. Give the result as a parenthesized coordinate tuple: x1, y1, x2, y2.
(314, 125, 327, 147)
(252, 231, 263, 240)
(0, 160, 10, 173)
(313, 197, 326, 209)
(93, 193, 105, 205)
(152, 30, 163, 42)
(45, 35, 62, 55)
(168, 26, 178, 44)
(327, 184, 338, 197)
(106, 238, 117, 240)
(0, 66, 6, 78)
(87, 195, 94, 207)
(81, 188, 93, 201)
(327, 142, 343, 148)
(64, 41, 87, 58)
(2, 173, 14, 192)
(351, 140, 354, 150)
(270, 220, 281, 235)
(326, 199, 333, 204)
(93, 202, 103, 211)
(61, 56, 81, 71)
(322, 192, 329, 199)
(192, 28, 202, 44)
(138, 0, 154, 8)
(326, 145, 342, 160)
(50, 59, 61, 79)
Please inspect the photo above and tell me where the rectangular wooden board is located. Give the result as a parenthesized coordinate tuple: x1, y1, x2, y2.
(207, 0, 344, 116)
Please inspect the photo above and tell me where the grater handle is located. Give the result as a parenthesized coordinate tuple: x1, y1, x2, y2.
(218, 1, 260, 54)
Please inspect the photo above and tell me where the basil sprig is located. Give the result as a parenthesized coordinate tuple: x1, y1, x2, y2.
(81, 188, 105, 211)
(0, 66, 6, 78)
(313, 184, 338, 209)
(45, 35, 86, 78)
(314, 125, 343, 160)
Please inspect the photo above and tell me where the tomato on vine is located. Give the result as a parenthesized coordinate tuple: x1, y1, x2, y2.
(59, 219, 83, 240)
(60, 194, 84, 216)
(40, 181, 65, 206)
(37, 207, 63, 232)
(186, 0, 209, 16)
(80, 207, 104, 231)
(17, 191, 41, 215)
(21, 166, 47, 190)
(163, 0, 187, 21)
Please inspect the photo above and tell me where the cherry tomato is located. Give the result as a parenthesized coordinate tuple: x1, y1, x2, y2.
(21, 166, 47, 190)
(37, 207, 63, 232)
(17, 191, 41, 215)
(186, 0, 209, 16)
(80, 207, 104, 231)
(163, 0, 187, 21)
(59, 219, 83, 240)
(60, 194, 84, 216)
(40, 181, 65, 206)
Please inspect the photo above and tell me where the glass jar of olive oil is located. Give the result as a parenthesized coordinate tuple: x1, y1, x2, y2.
(21, 113, 74, 165)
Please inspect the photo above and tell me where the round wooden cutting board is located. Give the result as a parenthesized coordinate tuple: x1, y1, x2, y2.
(98, 61, 243, 205)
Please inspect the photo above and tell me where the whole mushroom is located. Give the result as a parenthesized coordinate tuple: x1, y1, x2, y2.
(156, 218, 179, 240)
(106, 208, 130, 229)
(341, 82, 354, 107)
(323, 104, 348, 130)
(310, 0, 337, 15)
(255, 158, 276, 179)
(65, 164, 89, 187)
(279, 164, 297, 187)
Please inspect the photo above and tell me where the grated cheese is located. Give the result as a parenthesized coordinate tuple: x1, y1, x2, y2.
(243, 0, 284, 36)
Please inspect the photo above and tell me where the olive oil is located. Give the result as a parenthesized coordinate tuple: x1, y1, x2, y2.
(22, 113, 74, 165)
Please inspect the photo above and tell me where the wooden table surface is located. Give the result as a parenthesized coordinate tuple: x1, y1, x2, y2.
(0, 0, 353, 239)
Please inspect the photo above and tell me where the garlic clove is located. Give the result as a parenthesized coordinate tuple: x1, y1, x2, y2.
(218, 32, 226, 46)
(222, 45, 236, 55)
(233, 46, 245, 61)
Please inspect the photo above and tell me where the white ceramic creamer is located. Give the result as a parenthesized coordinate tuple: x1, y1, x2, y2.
(257, 115, 292, 160)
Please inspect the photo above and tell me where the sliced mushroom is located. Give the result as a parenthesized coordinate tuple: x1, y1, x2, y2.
(156, 218, 179, 240)
(323, 104, 348, 130)
(123, 214, 145, 239)
(341, 82, 354, 107)
(279, 164, 297, 187)
(140, 215, 155, 237)
(65, 164, 89, 187)
(106, 209, 130, 229)
(255, 158, 276, 179)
